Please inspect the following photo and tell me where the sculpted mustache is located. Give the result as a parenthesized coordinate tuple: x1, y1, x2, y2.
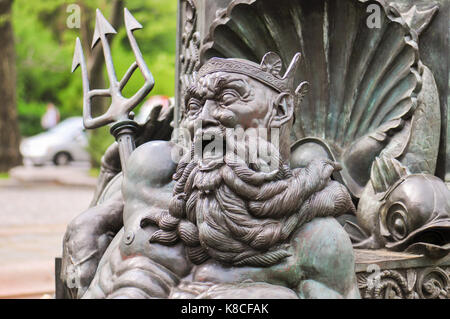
(174, 131, 284, 181)
(188, 125, 284, 170)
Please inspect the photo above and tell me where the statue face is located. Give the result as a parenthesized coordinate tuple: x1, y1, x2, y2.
(184, 72, 279, 133)
(181, 71, 294, 163)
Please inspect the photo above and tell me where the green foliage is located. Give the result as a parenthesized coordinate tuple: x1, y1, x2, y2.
(0, 172, 9, 179)
(13, 0, 81, 120)
(12, 0, 177, 166)
(89, 167, 100, 178)
(17, 101, 46, 136)
(114, 0, 178, 99)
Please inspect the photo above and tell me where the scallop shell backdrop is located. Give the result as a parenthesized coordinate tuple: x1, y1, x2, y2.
(198, 0, 441, 176)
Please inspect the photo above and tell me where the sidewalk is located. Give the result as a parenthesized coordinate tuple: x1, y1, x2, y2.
(8, 165, 97, 187)
(0, 165, 95, 298)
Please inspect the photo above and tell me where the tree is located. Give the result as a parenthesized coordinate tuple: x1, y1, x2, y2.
(0, 0, 21, 172)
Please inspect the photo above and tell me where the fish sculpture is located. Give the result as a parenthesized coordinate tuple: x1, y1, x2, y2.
(342, 156, 450, 259)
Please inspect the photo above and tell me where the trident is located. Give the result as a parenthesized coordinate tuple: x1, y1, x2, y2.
(71, 8, 154, 173)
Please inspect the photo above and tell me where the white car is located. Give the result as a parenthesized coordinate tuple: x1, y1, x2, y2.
(20, 117, 90, 166)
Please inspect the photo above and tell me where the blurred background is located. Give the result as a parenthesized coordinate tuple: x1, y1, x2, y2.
(0, 0, 176, 298)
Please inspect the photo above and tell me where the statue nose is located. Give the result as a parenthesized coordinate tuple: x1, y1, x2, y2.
(199, 100, 220, 127)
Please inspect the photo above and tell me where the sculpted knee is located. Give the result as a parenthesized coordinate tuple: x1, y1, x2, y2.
(294, 217, 358, 297)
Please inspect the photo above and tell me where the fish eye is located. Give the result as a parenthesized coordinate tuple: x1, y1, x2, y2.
(386, 203, 409, 241)
(393, 218, 407, 239)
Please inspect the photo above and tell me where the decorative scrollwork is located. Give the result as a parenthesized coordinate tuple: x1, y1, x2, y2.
(416, 267, 449, 299)
(358, 266, 450, 299)
(178, 0, 201, 118)
(363, 270, 416, 299)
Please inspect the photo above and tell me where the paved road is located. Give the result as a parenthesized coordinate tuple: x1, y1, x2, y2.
(0, 166, 95, 298)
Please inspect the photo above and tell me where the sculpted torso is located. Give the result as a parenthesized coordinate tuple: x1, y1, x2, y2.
(83, 141, 359, 299)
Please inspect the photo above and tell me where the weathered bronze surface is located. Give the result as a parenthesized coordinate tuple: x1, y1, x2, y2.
(355, 249, 450, 299)
(61, 0, 450, 299)
(176, 0, 450, 258)
(64, 41, 360, 297)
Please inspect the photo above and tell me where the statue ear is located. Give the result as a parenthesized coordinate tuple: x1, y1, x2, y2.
(269, 93, 294, 128)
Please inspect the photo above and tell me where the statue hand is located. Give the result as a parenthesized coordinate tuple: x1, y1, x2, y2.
(137, 103, 174, 144)
(306, 158, 341, 180)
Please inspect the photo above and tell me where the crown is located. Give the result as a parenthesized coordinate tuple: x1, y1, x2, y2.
(197, 52, 301, 93)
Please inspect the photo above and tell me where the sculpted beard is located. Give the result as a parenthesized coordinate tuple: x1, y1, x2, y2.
(147, 129, 355, 267)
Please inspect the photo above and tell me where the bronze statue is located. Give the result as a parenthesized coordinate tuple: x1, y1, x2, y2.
(63, 16, 360, 296)
(62, 0, 450, 299)
(195, 0, 450, 258)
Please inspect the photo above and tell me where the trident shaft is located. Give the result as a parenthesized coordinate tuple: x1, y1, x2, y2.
(71, 8, 154, 173)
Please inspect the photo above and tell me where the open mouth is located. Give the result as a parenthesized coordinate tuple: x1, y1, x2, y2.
(197, 126, 227, 160)
(385, 218, 450, 258)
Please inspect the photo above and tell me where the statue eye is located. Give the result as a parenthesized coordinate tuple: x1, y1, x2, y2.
(187, 98, 201, 116)
(219, 90, 239, 105)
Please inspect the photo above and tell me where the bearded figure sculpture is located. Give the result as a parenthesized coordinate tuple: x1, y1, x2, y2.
(190, 0, 450, 260)
(62, 51, 360, 299)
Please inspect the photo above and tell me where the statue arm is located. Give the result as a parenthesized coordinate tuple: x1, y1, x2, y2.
(61, 189, 124, 298)
(89, 142, 121, 207)
(87, 141, 192, 299)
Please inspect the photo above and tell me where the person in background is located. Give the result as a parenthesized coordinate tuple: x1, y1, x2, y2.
(41, 103, 60, 130)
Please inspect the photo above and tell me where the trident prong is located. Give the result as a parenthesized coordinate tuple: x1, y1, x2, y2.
(72, 8, 155, 171)
(91, 9, 119, 95)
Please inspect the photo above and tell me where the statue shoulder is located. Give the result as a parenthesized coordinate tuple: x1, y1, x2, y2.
(124, 140, 178, 187)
